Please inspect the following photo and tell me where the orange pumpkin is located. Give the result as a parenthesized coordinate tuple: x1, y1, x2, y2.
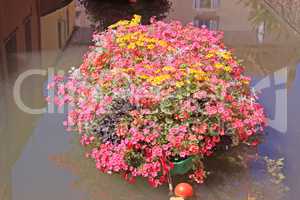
(174, 183, 194, 198)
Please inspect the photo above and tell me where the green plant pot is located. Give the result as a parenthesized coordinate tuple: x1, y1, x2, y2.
(170, 156, 194, 175)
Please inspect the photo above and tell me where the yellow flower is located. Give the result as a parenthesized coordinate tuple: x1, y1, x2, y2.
(144, 65, 153, 69)
(118, 43, 125, 48)
(154, 69, 161, 74)
(134, 57, 143, 62)
(204, 76, 210, 81)
(122, 68, 134, 73)
(131, 15, 141, 24)
(133, 31, 141, 36)
(116, 38, 123, 43)
(206, 53, 214, 59)
(150, 74, 171, 85)
(128, 43, 136, 49)
(109, 20, 130, 29)
(215, 63, 223, 69)
(147, 44, 155, 49)
(139, 74, 149, 79)
(123, 34, 131, 41)
(188, 68, 208, 81)
(224, 66, 232, 72)
(158, 40, 168, 47)
(195, 74, 206, 81)
(136, 40, 144, 46)
(222, 52, 231, 60)
(191, 63, 202, 68)
(242, 79, 250, 85)
(189, 68, 205, 75)
(109, 15, 141, 29)
(217, 51, 232, 60)
(162, 66, 176, 72)
(175, 81, 185, 88)
(185, 79, 191, 84)
(146, 38, 156, 43)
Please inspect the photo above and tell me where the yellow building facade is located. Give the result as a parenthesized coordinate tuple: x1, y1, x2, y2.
(40, 0, 76, 67)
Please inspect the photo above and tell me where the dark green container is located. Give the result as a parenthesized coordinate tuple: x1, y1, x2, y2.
(170, 157, 194, 175)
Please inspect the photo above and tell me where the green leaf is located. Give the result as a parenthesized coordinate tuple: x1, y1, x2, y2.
(209, 130, 219, 136)
(165, 117, 174, 124)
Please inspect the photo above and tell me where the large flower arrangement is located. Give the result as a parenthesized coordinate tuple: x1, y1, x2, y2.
(49, 15, 266, 187)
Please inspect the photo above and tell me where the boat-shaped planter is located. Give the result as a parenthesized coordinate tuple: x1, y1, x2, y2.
(170, 157, 194, 175)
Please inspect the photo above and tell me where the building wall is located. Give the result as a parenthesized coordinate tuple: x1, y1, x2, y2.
(0, 12, 4, 81)
(0, 0, 40, 80)
(40, 1, 76, 67)
(167, 0, 259, 44)
(167, 0, 298, 46)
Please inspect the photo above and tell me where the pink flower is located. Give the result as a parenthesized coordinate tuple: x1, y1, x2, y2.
(205, 105, 217, 115)
(233, 120, 244, 128)
(193, 91, 207, 99)
(152, 147, 163, 157)
(217, 103, 225, 114)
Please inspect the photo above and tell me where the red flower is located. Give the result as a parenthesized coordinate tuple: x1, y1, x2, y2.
(189, 169, 206, 184)
(192, 123, 208, 134)
(251, 139, 260, 146)
(189, 145, 200, 154)
(175, 111, 190, 121)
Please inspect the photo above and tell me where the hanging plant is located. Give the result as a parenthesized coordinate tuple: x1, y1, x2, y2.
(48, 15, 267, 187)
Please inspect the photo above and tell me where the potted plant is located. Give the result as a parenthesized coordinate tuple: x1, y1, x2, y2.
(48, 15, 266, 187)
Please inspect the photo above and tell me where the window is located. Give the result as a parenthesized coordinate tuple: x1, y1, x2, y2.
(193, 17, 219, 30)
(193, 0, 220, 9)
(57, 19, 67, 49)
(5, 31, 18, 75)
(0, 50, 4, 80)
(66, 8, 70, 36)
(24, 16, 32, 53)
(24, 15, 33, 64)
(0, 91, 5, 132)
(58, 20, 62, 49)
(257, 22, 265, 44)
(211, 0, 220, 9)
